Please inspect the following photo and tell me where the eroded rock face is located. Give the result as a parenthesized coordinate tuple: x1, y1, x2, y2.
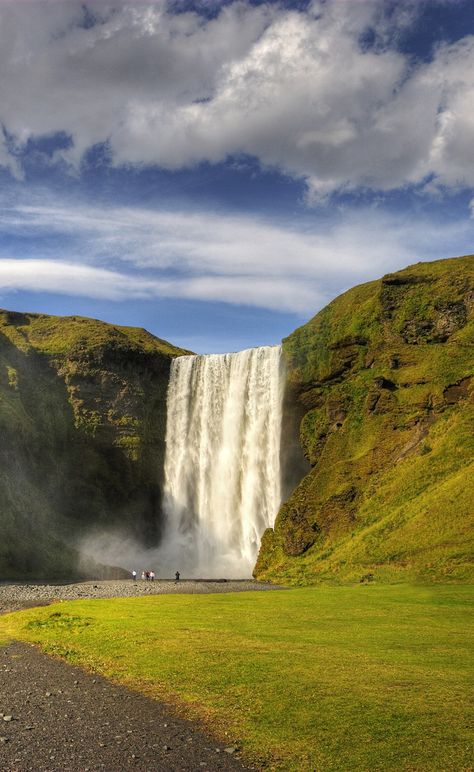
(280, 505, 320, 557)
(443, 376, 472, 404)
(255, 255, 474, 583)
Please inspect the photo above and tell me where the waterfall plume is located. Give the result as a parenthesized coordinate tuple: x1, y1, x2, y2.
(161, 345, 284, 578)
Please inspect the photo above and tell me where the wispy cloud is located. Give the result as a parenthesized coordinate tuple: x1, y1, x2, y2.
(0, 198, 473, 314)
(0, 259, 155, 300)
(0, 256, 324, 314)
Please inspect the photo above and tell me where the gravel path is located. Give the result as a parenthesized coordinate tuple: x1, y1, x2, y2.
(0, 580, 282, 770)
(0, 641, 251, 772)
(0, 579, 283, 615)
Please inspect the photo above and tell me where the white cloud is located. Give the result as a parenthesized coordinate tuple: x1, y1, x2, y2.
(0, 1, 473, 196)
(0, 256, 323, 313)
(0, 198, 472, 314)
(0, 201, 417, 285)
(0, 259, 159, 300)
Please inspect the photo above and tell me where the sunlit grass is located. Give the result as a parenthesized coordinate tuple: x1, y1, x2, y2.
(1, 585, 473, 770)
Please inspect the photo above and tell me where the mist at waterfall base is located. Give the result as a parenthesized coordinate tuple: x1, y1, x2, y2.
(80, 346, 285, 579)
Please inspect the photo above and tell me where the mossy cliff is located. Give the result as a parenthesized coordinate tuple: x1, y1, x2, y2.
(0, 311, 188, 579)
(255, 255, 474, 584)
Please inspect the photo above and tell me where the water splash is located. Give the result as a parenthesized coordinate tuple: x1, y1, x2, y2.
(161, 345, 284, 578)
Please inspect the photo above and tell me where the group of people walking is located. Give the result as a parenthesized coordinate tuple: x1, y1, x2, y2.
(131, 570, 155, 581)
(131, 570, 180, 582)
(141, 570, 155, 581)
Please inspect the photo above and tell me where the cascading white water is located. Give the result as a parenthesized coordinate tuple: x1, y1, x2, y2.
(161, 345, 284, 578)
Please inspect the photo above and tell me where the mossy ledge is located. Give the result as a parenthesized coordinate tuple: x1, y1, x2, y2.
(255, 255, 474, 585)
(0, 310, 189, 579)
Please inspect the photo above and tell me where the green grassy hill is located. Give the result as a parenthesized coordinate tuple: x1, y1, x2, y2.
(255, 255, 474, 584)
(0, 310, 188, 579)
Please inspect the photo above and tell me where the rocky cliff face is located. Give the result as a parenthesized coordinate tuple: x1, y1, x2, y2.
(255, 255, 474, 584)
(0, 310, 188, 579)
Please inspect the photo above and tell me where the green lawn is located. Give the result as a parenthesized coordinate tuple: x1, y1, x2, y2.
(1, 585, 473, 771)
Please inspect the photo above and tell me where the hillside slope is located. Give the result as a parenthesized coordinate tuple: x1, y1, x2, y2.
(255, 255, 474, 584)
(0, 310, 188, 579)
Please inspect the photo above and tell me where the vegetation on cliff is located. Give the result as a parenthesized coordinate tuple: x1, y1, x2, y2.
(0, 310, 188, 579)
(255, 255, 474, 584)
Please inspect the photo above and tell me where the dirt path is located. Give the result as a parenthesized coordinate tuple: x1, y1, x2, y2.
(0, 581, 275, 771)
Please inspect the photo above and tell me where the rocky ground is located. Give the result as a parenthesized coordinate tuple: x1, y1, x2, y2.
(0, 579, 282, 614)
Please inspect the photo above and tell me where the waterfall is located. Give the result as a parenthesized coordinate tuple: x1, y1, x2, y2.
(161, 345, 284, 578)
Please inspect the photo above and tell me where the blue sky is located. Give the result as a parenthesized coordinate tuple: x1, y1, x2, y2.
(0, 0, 473, 352)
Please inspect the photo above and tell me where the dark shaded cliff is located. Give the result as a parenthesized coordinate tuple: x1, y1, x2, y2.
(0, 310, 188, 579)
(255, 255, 474, 584)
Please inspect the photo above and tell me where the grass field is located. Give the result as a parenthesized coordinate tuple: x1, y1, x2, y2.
(1, 585, 473, 771)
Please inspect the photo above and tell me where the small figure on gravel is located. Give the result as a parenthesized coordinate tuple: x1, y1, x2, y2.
(132, 570, 137, 582)
(141, 571, 146, 581)
(150, 571, 155, 582)
(175, 571, 180, 583)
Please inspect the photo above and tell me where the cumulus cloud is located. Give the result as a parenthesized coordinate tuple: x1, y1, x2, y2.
(0, 198, 472, 314)
(0, 1, 473, 196)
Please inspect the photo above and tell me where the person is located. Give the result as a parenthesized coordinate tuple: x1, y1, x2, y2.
(150, 570, 155, 582)
(132, 570, 137, 581)
(141, 571, 146, 581)
(175, 570, 180, 583)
